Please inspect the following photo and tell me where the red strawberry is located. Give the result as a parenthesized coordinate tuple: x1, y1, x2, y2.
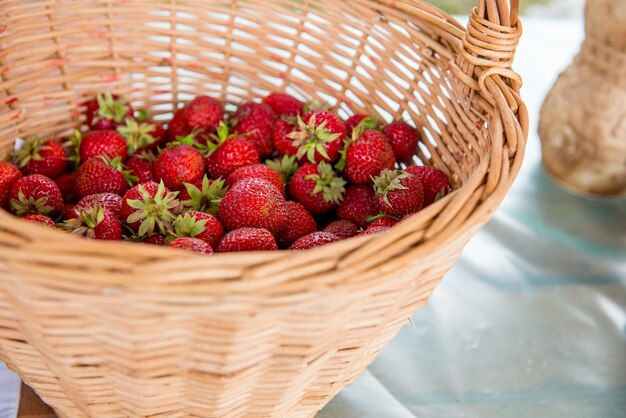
(75, 157, 134, 198)
(61, 203, 77, 220)
(323, 220, 358, 239)
(231, 102, 277, 158)
(120, 181, 181, 237)
(0, 161, 23, 208)
(218, 178, 287, 235)
(180, 175, 228, 215)
(118, 118, 166, 155)
(75, 193, 123, 219)
(23, 214, 56, 228)
(345, 114, 379, 137)
(368, 215, 398, 228)
(263, 92, 303, 116)
(185, 95, 224, 133)
(206, 123, 260, 179)
(79, 130, 128, 163)
(168, 237, 214, 254)
(342, 129, 396, 185)
(373, 169, 424, 217)
(226, 164, 285, 195)
(289, 111, 346, 164)
(84, 92, 133, 131)
(405, 166, 450, 206)
(63, 205, 122, 240)
(154, 140, 205, 190)
(217, 227, 278, 252)
(383, 122, 419, 163)
(171, 211, 224, 250)
(272, 118, 299, 157)
(360, 225, 390, 236)
(337, 185, 378, 228)
(289, 231, 340, 250)
(144, 235, 165, 246)
(126, 156, 156, 184)
(167, 107, 191, 142)
(11, 136, 67, 178)
(276, 201, 317, 248)
(288, 162, 346, 215)
(9, 174, 63, 216)
(54, 173, 77, 202)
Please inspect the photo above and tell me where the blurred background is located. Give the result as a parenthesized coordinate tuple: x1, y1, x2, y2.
(434, 0, 583, 16)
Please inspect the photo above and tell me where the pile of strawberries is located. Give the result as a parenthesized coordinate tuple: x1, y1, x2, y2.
(0, 91, 451, 254)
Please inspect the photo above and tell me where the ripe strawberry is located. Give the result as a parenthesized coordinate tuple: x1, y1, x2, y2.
(289, 231, 340, 250)
(79, 130, 128, 163)
(171, 211, 224, 250)
(217, 227, 278, 252)
(206, 123, 260, 179)
(272, 118, 299, 157)
(383, 121, 419, 163)
(276, 201, 317, 248)
(265, 155, 299, 185)
(226, 164, 285, 195)
(54, 173, 77, 202)
(168, 237, 214, 254)
(144, 235, 165, 246)
(118, 118, 166, 155)
(181, 175, 228, 215)
(185, 95, 224, 133)
(126, 155, 156, 184)
(84, 92, 133, 131)
(0, 161, 23, 208)
(154, 139, 205, 190)
(360, 225, 390, 236)
(167, 107, 191, 142)
(61, 203, 77, 220)
(405, 165, 450, 206)
(323, 220, 358, 239)
(75, 157, 134, 198)
(263, 92, 303, 116)
(23, 214, 56, 228)
(75, 193, 123, 219)
(63, 204, 122, 241)
(344, 114, 379, 137)
(289, 111, 345, 164)
(218, 178, 287, 235)
(368, 215, 398, 228)
(337, 185, 378, 228)
(341, 129, 396, 184)
(11, 136, 67, 178)
(9, 174, 63, 216)
(120, 181, 181, 237)
(373, 169, 424, 217)
(231, 102, 277, 158)
(289, 162, 346, 215)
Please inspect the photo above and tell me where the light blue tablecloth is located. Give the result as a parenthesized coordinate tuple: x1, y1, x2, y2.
(2, 16, 625, 418)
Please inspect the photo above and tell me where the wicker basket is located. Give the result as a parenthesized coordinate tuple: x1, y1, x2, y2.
(0, 0, 526, 417)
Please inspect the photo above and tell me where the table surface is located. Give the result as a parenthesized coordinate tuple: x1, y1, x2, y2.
(3, 16, 626, 418)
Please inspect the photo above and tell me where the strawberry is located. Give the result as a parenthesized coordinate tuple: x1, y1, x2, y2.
(383, 121, 419, 163)
(276, 201, 317, 248)
(75, 193, 123, 219)
(120, 181, 181, 237)
(154, 138, 205, 190)
(11, 136, 67, 178)
(167, 107, 192, 142)
(231, 102, 277, 158)
(360, 225, 390, 236)
(218, 178, 287, 235)
(9, 174, 63, 216)
(171, 211, 224, 250)
(181, 175, 228, 215)
(337, 185, 378, 228)
(23, 214, 56, 228)
(323, 220, 358, 239)
(0, 161, 23, 208)
(61, 203, 77, 220)
(206, 123, 260, 179)
(289, 111, 345, 164)
(54, 173, 77, 202)
(126, 155, 156, 184)
(144, 235, 166, 246)
(368, 215, 398, 228)
(78, 130, 128, 163)
(265, 155, 299, 185)
(344, 114, 379, 137)
(341, 129, 396, 184)
(118, 118, 165, 155)
(373, 169, 424, 217)
(168, 237, 214, 254)
(272, 118, 299, 157)
(217, 227, 278, 252)
(75, 156, 134, 198)
(62, 204, 122, 241)
(289, 231, 340, 250)
(226, 164, 285, 195)
(185, 95, 224, 133)
(288, 162, 346, 215)
(263, 92, 303, 116)
(84, 91, 133, 131)
(405, 165, 450, 206)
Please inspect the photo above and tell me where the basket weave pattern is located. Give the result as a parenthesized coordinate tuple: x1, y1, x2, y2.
(0, 1, 526, 417)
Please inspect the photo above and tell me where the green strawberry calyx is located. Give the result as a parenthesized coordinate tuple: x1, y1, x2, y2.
(118, 118, 158, 155)
(93, 91, 130, 124)
(62, 204, 105, 239)
(181, 175, 228, 215)
(11, 189, 54, 216)
(10, 135, 52, 168)
(126, 180, 181, 237)
(99, 155, 138, 187)
(169, 212, 207, 242)
(265, 155, 299, 184)
(305, 162, 346, 204)
(67, 129, 83, 168)
(373, 169, 410, 207)
(289, 114, 341, 163)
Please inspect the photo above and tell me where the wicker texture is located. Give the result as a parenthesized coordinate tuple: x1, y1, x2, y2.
(0, 1, 527, 417)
